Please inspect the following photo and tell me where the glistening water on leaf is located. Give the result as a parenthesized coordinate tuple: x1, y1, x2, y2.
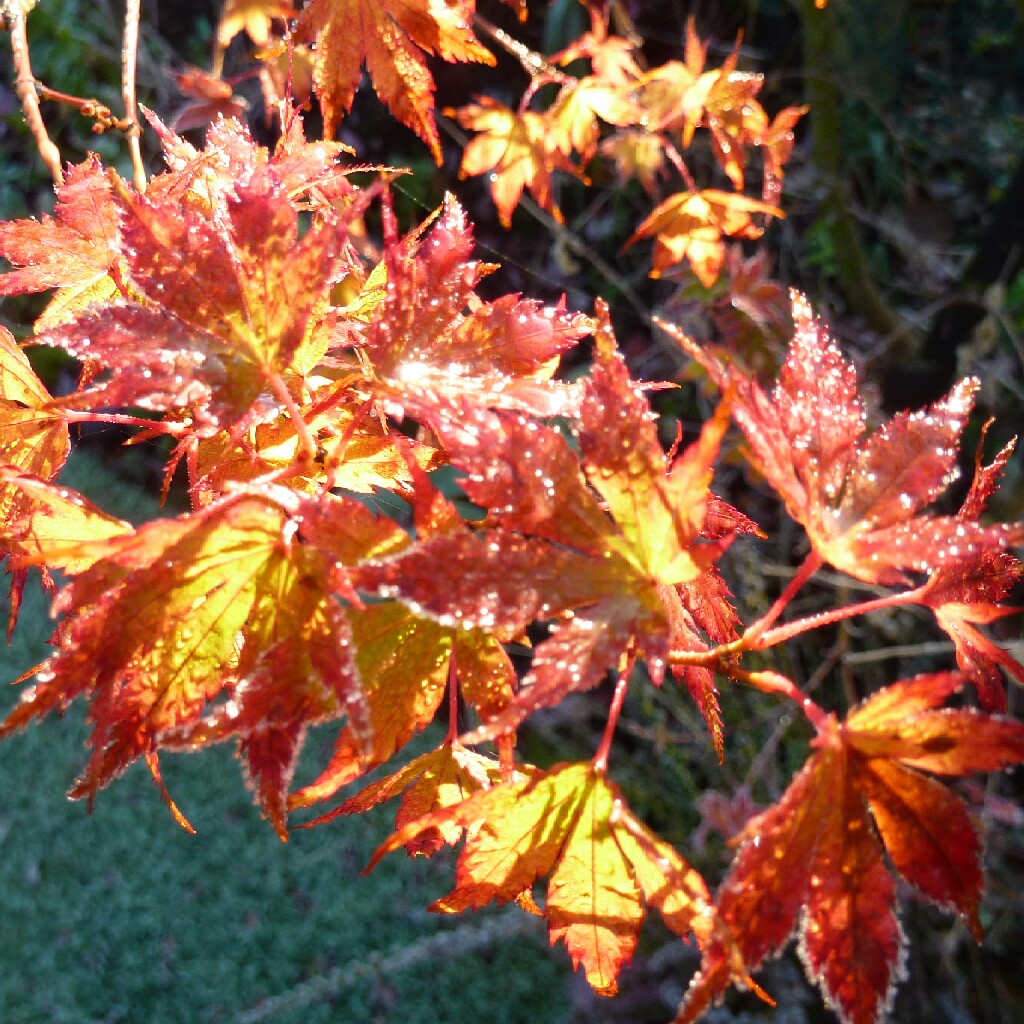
(1, 4, 1023, 1024)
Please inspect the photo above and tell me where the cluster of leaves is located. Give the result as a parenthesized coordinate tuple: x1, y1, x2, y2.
(2, 3, 1024, 1024)
(200, 0, 804, 291)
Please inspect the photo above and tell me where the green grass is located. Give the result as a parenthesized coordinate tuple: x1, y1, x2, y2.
(0, 452, 570, 1024)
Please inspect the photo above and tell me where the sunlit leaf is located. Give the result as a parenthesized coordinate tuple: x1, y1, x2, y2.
(368, 761, 714, 996)
(679, 672, 1024, 1024)
(666, 291, 1024, 584)
(298, 0, 494, 162)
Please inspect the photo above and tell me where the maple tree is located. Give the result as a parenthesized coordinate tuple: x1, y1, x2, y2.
(1, 3, 1024, 1024)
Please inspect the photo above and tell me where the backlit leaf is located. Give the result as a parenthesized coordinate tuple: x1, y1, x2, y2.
(0, 492, 400, 827)
(917, 435, 1024, 710)
(298, 0, 494, 162)
(448, 98, 569, 226)
(680, 672, 1024, 1024)
(0, 156, 121, 325)
(360, 302, 728, 738)
(667, 291, 1024, 584)
(357, 194, 590, 420)
(368, 762, 714, 996)
(0, 326, 69, 480)
(218, 0, 293, 48)
(35, 162, 349, 437)
(628, 189, 781, 286)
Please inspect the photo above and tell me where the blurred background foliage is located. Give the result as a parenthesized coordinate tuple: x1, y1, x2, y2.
(2, 1, 1024, 1023)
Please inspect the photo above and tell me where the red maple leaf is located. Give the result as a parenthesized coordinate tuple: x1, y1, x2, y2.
(664, 291, 1024, 585)
(680, 672, 1024, 1024)
(0, 156, 121, 328)
(351, 193, 591, 421)
(33, 159, 352, 438)
(357, 302, 730, 738)
(917, 430, 1024, 710)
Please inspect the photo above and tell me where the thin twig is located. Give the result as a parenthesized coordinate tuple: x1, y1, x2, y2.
(593, 654, 634, 772)
(8, 8, 63, 184)
(473, 12, 570, 83)
(753, 583, 926, 651)
(741, 550, 824, 648)
(121, 0, 147, 191)
(842, 640, 955, 666)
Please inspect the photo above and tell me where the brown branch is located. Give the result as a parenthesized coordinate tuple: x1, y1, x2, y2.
(121, 0, 146, 191)
(7, 8, 63, 184)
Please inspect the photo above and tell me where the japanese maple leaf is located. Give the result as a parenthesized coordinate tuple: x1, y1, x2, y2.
(635, 19, 711, 142)
(288, 603, 515, 810)
(665, 291, 1024, 585)
(290, 466, 516, 811)
(601, 128, 667, 194)
(709, 246, 792, 364)
(358, 302, 730, 737)
(758, 103, 808, 204)
(0, 465, 132, 638)
(627, 189, 781, 286)
(354, 194, 591, 421)
(448, 98, 573, 226)
(552, 17, 643, 87)
(35, 162, 349, 437)
(0, 318, 78, 635)
(170, 67, 251, 133)
(0, 488, 406, 834)
(297, 0, 494, 162)
(0, 155, 121, 327)
(546, 77, 640, 165)
(326, 740, 507, 856)
(700, 63, 769, 191)
(192, 390, 441, 500)
(679, 672, 1024, 1024)
(142, 109, 357, 221)
(0, 467, 133, 575)
(368, 761, 716, 996)
(916, 433, 1024, 711)
(0, 326, 69, 481)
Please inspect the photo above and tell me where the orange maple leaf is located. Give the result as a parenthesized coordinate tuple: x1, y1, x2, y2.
(298, 0, 494, 162)
(0, 487, 409, 835)
(289, 473, 515, 811)
(627, 188, 781, 286)
(217, 0, 293, 49)
(0, 327, 69, 482)
(448, 98, 572, 226)
(327, 740, 507, 856)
